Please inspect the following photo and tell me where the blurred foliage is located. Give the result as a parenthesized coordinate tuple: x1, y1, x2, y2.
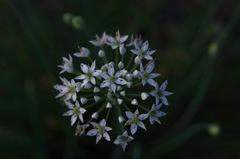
(0, 0, 240, 159)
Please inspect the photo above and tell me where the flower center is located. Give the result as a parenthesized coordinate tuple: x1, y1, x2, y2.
(109, 76, 116, 83)
(143, 71, 149, 79)
(69, 86, 76, 92)
(132, 116, 139, 124)
(139, 50, 146, 57)
(120, 136, 129, 141)
(73, 107, 80, 115)
(156, 90, 162, 97)
(98, 126, 105, 134)
(114, 39, 119, 46)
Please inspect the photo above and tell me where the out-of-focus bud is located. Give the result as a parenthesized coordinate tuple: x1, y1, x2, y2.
(208, 124, 221, 137)
(72, 16, 84, 30)
(63, 13, 74, 25)
(208, 42, 218, 58)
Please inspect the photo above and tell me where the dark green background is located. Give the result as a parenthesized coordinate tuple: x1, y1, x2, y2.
(0, 0, 240, 158)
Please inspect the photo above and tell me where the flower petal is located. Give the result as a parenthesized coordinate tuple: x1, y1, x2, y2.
(126, 111, 133, 119)
(96, 134, 102, 144)
(63, 110, 73, 116)
(80, 63, 89, 74)
(103, 132, 110, 141)
(130, 123, 138, 135)
(116, 78, 127, 85)
(137, 121, 146, 130)
(71, 115, 77, 126)
(87, 129, 98, 136)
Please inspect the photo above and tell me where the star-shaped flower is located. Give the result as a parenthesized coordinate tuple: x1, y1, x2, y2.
(100, 62, 127, 92)
(58, 54, 74, 74)
(89, 32, 107, 47)
(54, 78, 81, 101)
(138, 62, 160, 86)
(125, 109, 148, 135)
(75, 61, 101, 87)
(87, 119, 112, 144)
(106, 30, 128, 49)
(150, 80, 173, 106)
(148, 104, 166, 125)
(113, 131, 134, 151)
(131, 41, 156, 61)
(75, 123, 89, 136)
(74, 47, 90, 57)
(63, 100, 87, 126)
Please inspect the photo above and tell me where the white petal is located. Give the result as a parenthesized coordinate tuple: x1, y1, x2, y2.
(127, 82, 132, 88)
(96, 134, 102, 144)
(63, 110, 73, 116)
(149, 116, 154, 125)
(100, 80, 110, 88)
(72, 93, 77, 101)
(90, 122, 99, 128)
(103, 132, 110, 141)
(108, 63, 114, 76)
(156, 111, 166, 117)
(80, 108, 86, 114)
(130, 123, 138, 135)
(131, 98, 138, 105)
(150, 90, 156, 96)
(90, 61, 96, 71)
(161, 96, 169, 106)
(90, 77, 96, 85)
(162, 91, 174, 96)
(116, 78, 127, 85)
(137, 121, 146, 130)
(65, 101, 74, 109)
(120, 35, 128, 42)
(99, 119, 106, 126)
(126, 111, 133, 119)
(78, 114, 84, 122)
(130, 49, 139, 55)
(71, 115, 77, 126)
(110, 83, 117, 92)
(87, 129, 98, 136)
(114, 138, 121, 145)
(80, 63, 89, 74)
(105, 126, 112, 131)
(142, 41, 149, 52)
(149, 73, 160, 79)
(139, 113, 149, 120)
(75, 74, 85, 80)
(144, 55, 153, 60)
(147, 79, 156, 87)
(160, 80, 168, 90)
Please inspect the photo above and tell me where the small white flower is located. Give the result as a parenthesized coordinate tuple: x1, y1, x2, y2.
(75, 61, 100, 87)
(131, 41, 156, 61)
(125, 110, 148, 135)
(74, 47, 90, 57)
(89, 32, 107, 47)
(87, 119, 112, 144)
(75, 123, 89, 136)
(148, 104, 166, 125)
(63, 101, 86, 126)
(54, 78, 81, 101)
(150, 80, 173, 106)
(114, 131, 134, 151)
(138, 62, 160, 86)
(106, 30, 128, 49)
(119, 45, 126, 55)
(98, 50, 105, 57)
(100, 62, 127, 92)
(58, 54, 74, 74)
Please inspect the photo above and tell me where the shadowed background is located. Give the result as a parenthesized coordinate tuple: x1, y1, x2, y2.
(0, 0, 240, 159)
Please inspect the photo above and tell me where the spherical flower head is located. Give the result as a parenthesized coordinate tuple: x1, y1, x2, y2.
(54, 30, 173, 151)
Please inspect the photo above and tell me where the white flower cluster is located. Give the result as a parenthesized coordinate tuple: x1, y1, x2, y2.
(54, 30, 173, 151)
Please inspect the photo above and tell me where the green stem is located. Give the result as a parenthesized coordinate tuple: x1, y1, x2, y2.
(126, 53, 134, 70)
(115, 48, 119, 71)
(116, 104, 124, 132)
